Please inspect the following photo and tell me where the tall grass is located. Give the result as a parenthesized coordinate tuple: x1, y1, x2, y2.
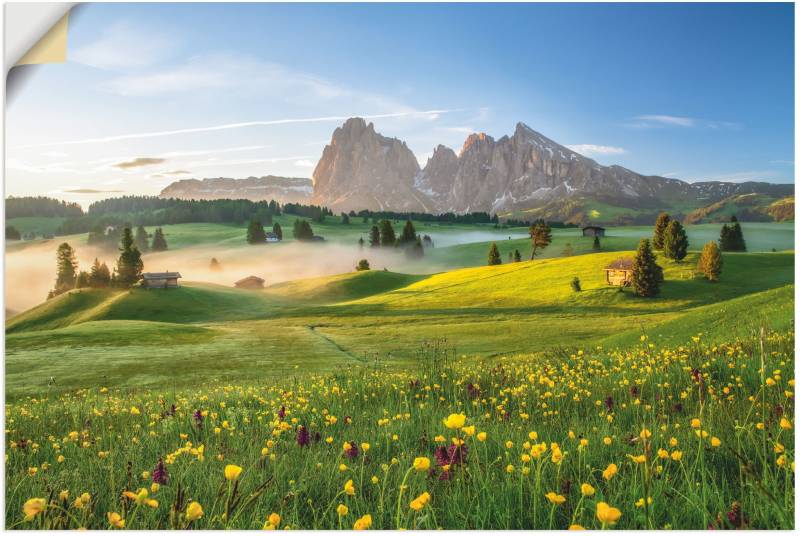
(5, 330, 794, 529)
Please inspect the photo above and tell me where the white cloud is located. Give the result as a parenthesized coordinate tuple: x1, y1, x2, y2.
(566, 144, 626, 156)
(70, 22, 176, 70)
(626, 115, 740, 130)
(294, 159, 315, 168)
(636, 114, 695, 127)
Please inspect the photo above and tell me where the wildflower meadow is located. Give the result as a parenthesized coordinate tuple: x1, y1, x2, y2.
(4, 329, 794, 529)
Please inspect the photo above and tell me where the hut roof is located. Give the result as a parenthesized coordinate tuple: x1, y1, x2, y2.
(235, 275, 265, 285)
(142, 272, 182, 280)
(582, 225, 606, 230)
(604, 258, 634, 271)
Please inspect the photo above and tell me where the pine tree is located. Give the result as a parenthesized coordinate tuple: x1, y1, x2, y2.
(719, 224, 732, 250)
(663, 220, 689, 261)
(729, 216, 747, 251)
(405, 236, 424, 259)
(115, 228, 143, 288)
(631, 238, 661, 297)
(652, 212, 671, 250)
(369, 225, 380, 248)
(570, 276, 581, 292)
(151, 228, 168, 251)
(379, 220, 396, 247)
(422, 235, 434, 248)
(210, 258, 222, 272)
(292, 220, 314, 241)
(513, 249, 522, 262)
(246, 219, 266, 244)
(528, 220, 552, 260)
(134, 225, 150, 252)
(487, 242, 502, 265)
(592, 236, 601, 251)
(697, 241, 723, 282)
(398, 220, 417, 246)
(53, 242, 78, 295)
(341, 213, 350, 225)
(272, 222, 283, 240)
(89, 258, 111, 287)
(358, 237, 365, 249)
(561, 242, 574, 257)
(355, 259, 370, 271)
(75, 271, 90, 289)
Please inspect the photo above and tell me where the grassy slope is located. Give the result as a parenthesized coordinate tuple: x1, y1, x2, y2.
(6, 216, 65, 235)
(6, 249, 793, 398)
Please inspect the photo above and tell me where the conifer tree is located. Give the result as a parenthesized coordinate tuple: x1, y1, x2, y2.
(369, 225, 380, 248)
(209, 257, 222, 272)
(246, 219, 266, 244)
(513, 249, 522, 262)
(561, 242, 574, 257)
(399, 220, 417, 246)
(379, 220, 396, 247)
(151, 227, 168, 251)
(652, 212, 671, 250)
(358, 237, 365, 249)
(341, 213, 350, 224)
(729, 216, 747, 251)
(487, 242, 502, 265)
(663, 220, 689, 261)
(405, 237, 424, 259)
(697, 241, 723, 282)
(134, 225, 150, 252)
(528, 220, 552, 260)
(53, 242, 78, 295)
(272, 222, 283, 240)
(592, 236, 601, 251)
(631, 238, 661, 297)
(115, 228, 143, 288)
(89, 258, 111, 287)
(75, 271, 90, 289)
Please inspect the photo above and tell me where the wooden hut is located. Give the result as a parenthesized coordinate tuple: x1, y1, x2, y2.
(604, 258, 634, 287)
(142, 272, 181, 289)
(582, 225, 606, 237)
(235, 275, 265, 289)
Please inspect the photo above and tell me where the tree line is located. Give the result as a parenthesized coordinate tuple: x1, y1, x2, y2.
(48, 228, 145, 299)
(54, 196, 332, 235)
(6, 196, 83, 218)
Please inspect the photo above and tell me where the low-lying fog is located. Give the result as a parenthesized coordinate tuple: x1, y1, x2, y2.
(6, 230, 526, 314)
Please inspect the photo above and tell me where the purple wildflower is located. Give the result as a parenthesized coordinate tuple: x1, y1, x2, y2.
(296, 425, 310, 447)
(152, 458, 169, 485)
(345, 441, 359, 459)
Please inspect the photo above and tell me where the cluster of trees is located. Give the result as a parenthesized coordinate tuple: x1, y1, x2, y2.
(352, 209, 497, 225)
(487, 243, 522, 265)
(6, 226, 21, 240)
(54, 196, 333, 236)
(652, 212, 688, 261)
(88, 225, 167, 251)
(719, 216, 747, 251)
(48, 228, 144, 299)
(504, 218, 577, 229)
(365, 219, 426, 258)
(293, 219, 315, 241)
(247, 220, 285, 244)
(6, 196, 83, 218)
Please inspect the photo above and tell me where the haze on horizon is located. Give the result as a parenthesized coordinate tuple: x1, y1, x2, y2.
(6, 3, 794, 208)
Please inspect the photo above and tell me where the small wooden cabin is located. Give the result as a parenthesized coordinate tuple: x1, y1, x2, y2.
(582, 225, 606, 237)
(235, 275, 265, 289)
(604, 258, 634, 287)
(142, 271, 181, 289)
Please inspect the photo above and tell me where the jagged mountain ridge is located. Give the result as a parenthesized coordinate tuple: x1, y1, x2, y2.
(310, 118, 791, 220)
(159, 176, 312, 203)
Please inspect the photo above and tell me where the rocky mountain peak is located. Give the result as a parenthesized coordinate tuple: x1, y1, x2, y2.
(461, 132, 494, 155)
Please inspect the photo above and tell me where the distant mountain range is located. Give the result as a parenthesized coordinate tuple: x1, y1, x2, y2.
(160, 118, 793, 224)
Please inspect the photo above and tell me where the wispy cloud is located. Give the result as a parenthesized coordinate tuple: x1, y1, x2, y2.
(625, 114, 740, 130)
(690, 170, 778, 183)
(63, 188, 125, 194)
(162, 170, 191, 175)
(294, 160, 315, 168)
(113, 157, 166, 169)
(11, 110, 457, 149)
(566, 144, 626, 156)
(70, 22, 176, 70)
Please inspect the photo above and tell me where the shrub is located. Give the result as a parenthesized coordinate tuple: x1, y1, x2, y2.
(570, 276, 581, 292)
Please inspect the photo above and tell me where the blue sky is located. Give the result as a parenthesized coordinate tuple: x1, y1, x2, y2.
(6, 2, 795, 206)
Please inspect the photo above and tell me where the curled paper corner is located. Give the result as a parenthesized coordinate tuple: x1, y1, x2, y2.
(15, 11, 70, 66)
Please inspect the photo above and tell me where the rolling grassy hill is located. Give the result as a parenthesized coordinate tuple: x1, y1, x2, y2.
(6, 247, 793, 398)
